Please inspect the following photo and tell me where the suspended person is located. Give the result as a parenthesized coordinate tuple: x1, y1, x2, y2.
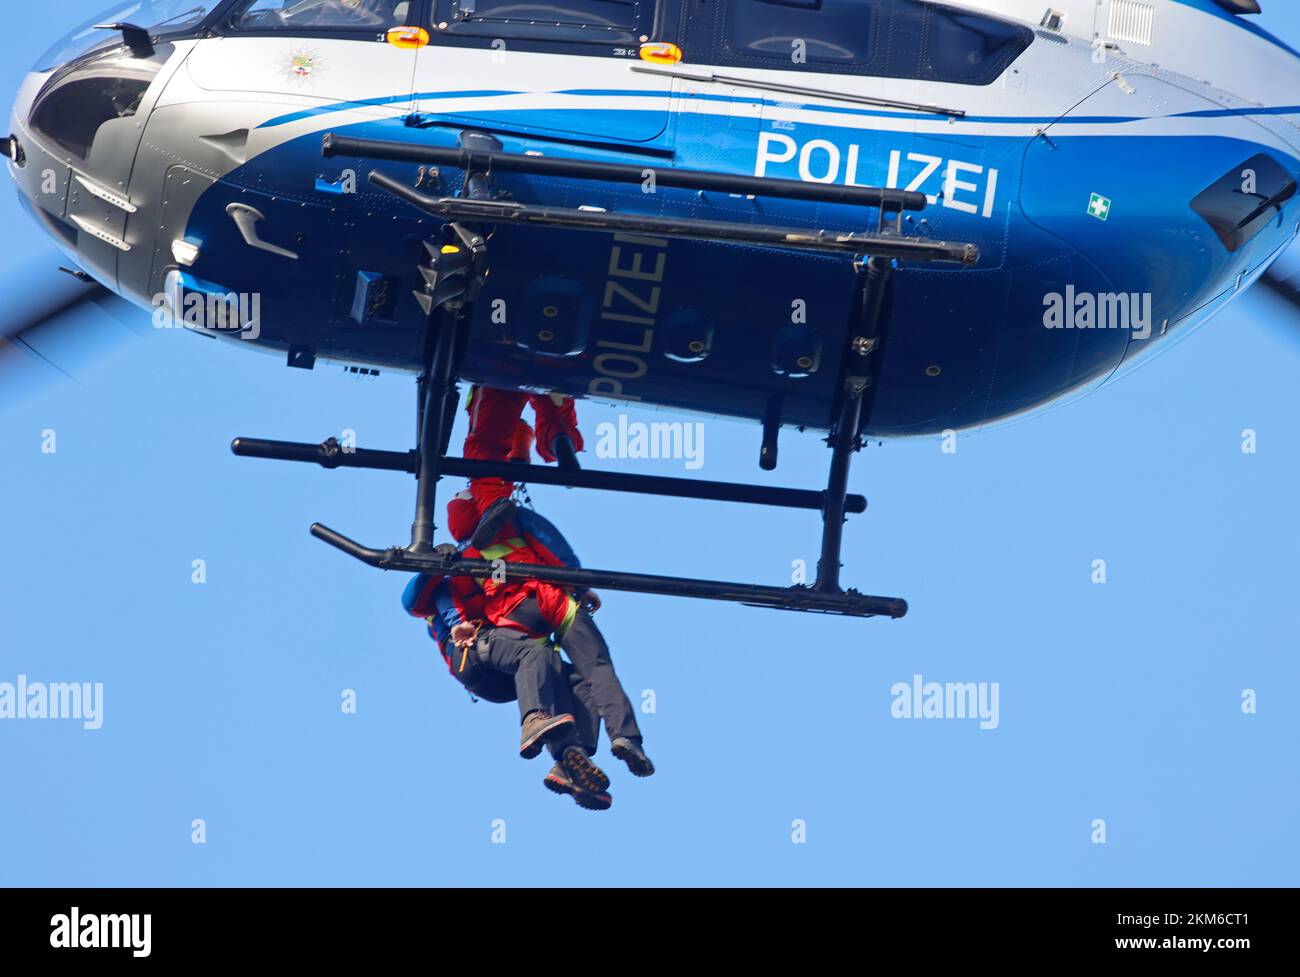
(403, 556, 613, 810)
(447, 489, 655, 778)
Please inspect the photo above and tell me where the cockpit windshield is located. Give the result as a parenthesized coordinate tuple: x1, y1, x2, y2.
(35, 1, 209, 72)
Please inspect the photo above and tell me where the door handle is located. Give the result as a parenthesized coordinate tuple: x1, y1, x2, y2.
(225, 202, 299, 260)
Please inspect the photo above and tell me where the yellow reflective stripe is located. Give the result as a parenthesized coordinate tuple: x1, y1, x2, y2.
(478, 537, 526, 561)
(467, 385, 481, 431)
(556, 597, 579, 639)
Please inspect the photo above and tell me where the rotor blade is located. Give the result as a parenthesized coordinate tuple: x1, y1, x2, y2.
(1258, 250, 1300, 313)
(0, 249, 144, 407)
(1242, 242, 1300, 353)
(1, 252, 109, 343)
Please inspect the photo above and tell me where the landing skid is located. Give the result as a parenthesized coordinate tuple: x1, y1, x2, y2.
(232, 431, 906, 619)
(230, 131, 984, 620)
(309, 524, 907, 619)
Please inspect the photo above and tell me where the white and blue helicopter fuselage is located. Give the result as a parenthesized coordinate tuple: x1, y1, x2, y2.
(7, 0, 1299, 436)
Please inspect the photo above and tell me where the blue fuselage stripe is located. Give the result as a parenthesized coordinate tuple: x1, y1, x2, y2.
(256, 87, 1300, 131)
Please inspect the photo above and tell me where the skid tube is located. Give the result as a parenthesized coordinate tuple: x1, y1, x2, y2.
(367, 171, 977, 264)
(323, 132, 929, 212)
(310, 524, 907, 619)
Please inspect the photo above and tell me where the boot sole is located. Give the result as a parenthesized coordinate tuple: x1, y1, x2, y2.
(611, 740, 656, 778)
(519, 713, 575, 759)
(562, 746, 611, 794)
(470, 500, 517, 550)
(573, 790, 612, 812)
(544, 771, 612, 811)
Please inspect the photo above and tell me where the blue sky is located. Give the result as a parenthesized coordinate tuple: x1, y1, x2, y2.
(2, 2, 1299, 886)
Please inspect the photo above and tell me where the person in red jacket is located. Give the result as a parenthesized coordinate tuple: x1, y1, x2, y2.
(403, 554, 613, 809)
(447, 489, 579, 638)
(462, 385, 583, 547)
(446, 490, 656, 778)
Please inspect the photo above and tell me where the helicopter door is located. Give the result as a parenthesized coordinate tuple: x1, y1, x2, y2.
(185, 0, 421, 121)
(413, 0, 673, 145)
(678, 0, 926, 193)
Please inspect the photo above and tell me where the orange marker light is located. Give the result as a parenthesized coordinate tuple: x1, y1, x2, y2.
(387, 26, 431, 49)
(639, 42, 683, 65)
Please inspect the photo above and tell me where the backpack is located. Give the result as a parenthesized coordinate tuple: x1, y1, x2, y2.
(401, 572, 515, 703)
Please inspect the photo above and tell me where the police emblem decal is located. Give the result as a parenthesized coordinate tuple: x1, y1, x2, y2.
(283, 48, 324, 86)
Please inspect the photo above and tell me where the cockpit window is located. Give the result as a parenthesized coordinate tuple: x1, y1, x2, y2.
(231, 0, 411, 30)
(35, 2, 209, 72)
(1191, 154, 1298, 253)
(430, 0, 644, 44)
(727, 0, 878, 66)
(709, 0, 1033, 85)
(29, 45, 171, 160)
(450, 0, 638, 30)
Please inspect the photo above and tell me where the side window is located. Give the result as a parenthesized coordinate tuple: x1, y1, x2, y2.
(453, 0, 638, 29)
(919, 6, 1033, 85)
(725, 0, 876, 68)
(711, 0, 1032, 86)
(231, 0, 410, 31)
(433, 0, 646, 44)
(30, 45, 172, 160)
(32, 75, 152, 159)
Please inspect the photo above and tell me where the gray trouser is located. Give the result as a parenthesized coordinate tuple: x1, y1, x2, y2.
(492, 598, 643, 747)
(561, 612, 642, 744)
(476, 627, 583, 760)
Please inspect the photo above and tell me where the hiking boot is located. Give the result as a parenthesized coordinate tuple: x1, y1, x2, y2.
(560, 744, 611, 794)
(519, 711, 575, 759)
(551, 434, 581, 472)
(611, 737, 656, 778)
(543, 763, 612, 811)
(471, 497, 518, 549)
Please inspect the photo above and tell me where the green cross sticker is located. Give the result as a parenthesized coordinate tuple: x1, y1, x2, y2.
(1088, 193, 1112, 221)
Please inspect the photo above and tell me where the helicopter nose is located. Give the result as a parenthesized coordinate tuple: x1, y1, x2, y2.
(5, 69, 50, 174)
(7, 40, 168, 286)
(5, 72, 75, 259)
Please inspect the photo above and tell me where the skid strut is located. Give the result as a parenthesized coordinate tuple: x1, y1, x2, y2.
(816, 256, 894, 594)
(410, 314, 456, 554)
(407, 133, 493, 553)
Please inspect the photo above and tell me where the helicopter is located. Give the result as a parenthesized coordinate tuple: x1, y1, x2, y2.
(3, 0, 1299, 620)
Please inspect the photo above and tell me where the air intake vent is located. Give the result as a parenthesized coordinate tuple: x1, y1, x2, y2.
(1108, 0, 1155, 46)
